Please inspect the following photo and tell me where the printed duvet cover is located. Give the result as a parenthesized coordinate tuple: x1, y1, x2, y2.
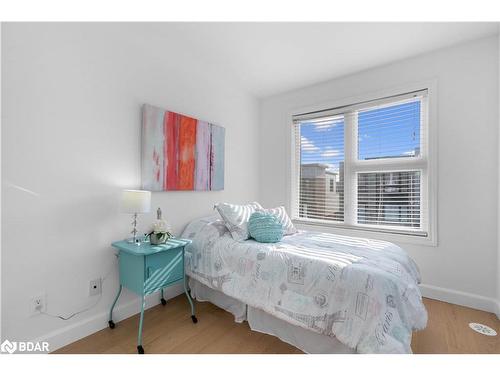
(181, 215, 427, 353)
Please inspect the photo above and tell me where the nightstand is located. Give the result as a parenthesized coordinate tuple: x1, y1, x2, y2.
(109, 238, 197, 354)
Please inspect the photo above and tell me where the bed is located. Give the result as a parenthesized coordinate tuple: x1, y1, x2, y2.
(181, 214, 427, 354)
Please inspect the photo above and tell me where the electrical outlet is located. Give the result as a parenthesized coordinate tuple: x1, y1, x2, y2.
(30, 294, 46, 315)
(89, 278, 102, 296)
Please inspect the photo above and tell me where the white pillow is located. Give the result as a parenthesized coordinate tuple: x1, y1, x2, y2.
(215, 202, 263, 241)
(257, 206, 297, 236)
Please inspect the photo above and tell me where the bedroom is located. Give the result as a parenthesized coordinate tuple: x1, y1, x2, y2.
(0, 1, 499, 371)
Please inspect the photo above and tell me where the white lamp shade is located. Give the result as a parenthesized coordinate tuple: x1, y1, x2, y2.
(121, 190, 151, 214)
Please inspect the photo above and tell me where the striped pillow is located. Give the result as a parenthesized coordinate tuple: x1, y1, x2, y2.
(257, 206, 297, 236)
(215, 202, 263, 241)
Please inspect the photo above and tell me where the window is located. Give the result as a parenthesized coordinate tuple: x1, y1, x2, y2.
(291, 89, 430, 237)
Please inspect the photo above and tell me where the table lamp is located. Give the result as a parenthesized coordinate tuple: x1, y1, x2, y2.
(121, 189, 151, 245)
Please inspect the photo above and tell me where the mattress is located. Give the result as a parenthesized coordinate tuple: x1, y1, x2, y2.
(182, 214, 427, 353)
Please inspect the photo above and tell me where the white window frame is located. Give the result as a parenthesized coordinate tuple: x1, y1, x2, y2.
(287, 81, 438, 246)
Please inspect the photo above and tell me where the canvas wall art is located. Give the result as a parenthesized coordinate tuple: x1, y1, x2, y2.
(141, 104, 225, 191)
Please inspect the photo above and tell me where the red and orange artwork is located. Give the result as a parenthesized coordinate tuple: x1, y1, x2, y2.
(142, 104, 225, 191)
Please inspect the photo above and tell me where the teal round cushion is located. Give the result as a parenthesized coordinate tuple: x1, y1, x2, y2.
(248, 212, 284, 243)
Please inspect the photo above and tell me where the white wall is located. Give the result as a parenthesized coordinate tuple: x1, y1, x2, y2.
(259, 36, 499, 313)
(1, 23, 259, 349)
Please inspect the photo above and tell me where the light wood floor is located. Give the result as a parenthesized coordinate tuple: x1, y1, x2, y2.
(55, 295, 499, 354)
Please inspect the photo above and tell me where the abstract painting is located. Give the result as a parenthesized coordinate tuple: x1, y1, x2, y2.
(141, 104, 225, 191)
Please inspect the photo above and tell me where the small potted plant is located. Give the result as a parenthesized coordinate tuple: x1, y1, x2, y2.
(147, 208, 172, 245)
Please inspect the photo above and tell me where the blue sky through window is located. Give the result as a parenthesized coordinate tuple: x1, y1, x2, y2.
(358, 100, 420, 160)
(300, 117, 344, 173)
(300, 100, 421, 171)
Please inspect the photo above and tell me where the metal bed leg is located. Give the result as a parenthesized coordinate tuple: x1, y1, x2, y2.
(184, 276, 197, 323)
(160, 288, 166, 306)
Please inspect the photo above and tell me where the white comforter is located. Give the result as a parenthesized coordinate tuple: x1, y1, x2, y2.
(181, 215, 427, 353)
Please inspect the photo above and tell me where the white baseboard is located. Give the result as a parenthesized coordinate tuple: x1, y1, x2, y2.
(419, 284, 499, 316)
(32, 284, 184, 353)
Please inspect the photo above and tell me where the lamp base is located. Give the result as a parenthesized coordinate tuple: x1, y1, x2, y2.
(127, 212, 142, 245)
(126, 237, 142, 246)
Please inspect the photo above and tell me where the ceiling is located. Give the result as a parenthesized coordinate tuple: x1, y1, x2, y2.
(140, 23, 499, 97)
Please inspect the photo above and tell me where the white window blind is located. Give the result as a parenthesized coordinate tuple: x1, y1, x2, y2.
(357, 171, 421, 228)
(292, 89, 429, 236)
(297, 115, 345, 222)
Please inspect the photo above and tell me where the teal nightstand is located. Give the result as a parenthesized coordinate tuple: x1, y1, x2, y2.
(109, 238, 197, 354)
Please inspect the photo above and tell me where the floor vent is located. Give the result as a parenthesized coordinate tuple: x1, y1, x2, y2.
(468, 322, 497, 336)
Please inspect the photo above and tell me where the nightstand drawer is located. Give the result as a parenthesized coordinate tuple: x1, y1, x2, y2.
(144, 249, 184, 294)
